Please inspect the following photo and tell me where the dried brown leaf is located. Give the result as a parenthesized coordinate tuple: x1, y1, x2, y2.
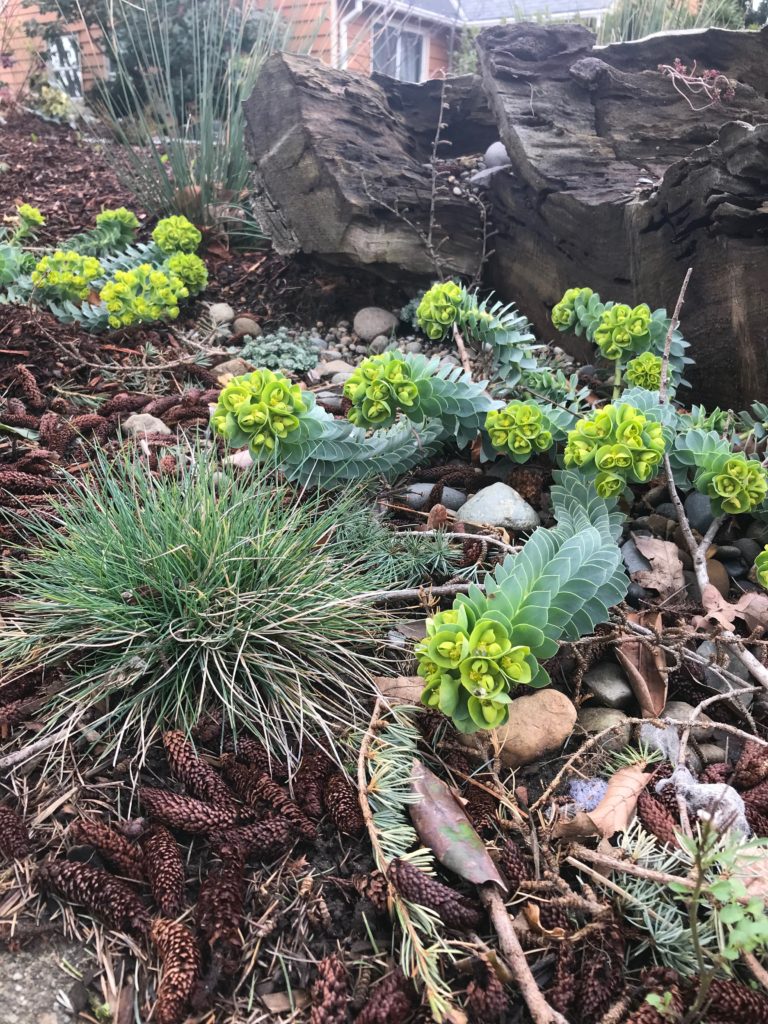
(631, 536, 685, 601)
(615, 611, 668, 717)
(553, 764, 651, 839)
(693, 584, 738, 631)
(373, 675, 423, 703)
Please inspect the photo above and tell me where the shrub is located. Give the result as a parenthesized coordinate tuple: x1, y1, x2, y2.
(152, 215, 202, 255)
(99, 263, 188, 328)
(31, 251, 104, 304)
(0, 451, 397, 762)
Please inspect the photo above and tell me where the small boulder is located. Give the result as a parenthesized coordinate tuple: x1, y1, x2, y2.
(456, 482, 539, 531)
(213, 357, 254, 381)
(209, 302, 235, 325)
(478, 689, 577, 768)
(575, 707, 631, 752)
(313, 359, 356, 379)
(698, 743, 728, 766)
(369, 334, 391, 354)
(122, 413, 171, 437)
(583, 662, 636, 711)
(400, 482, 466, 512)
(353, 307, 398, 343)
(233, 316, 262, 337)
(484, 141, 511, 167)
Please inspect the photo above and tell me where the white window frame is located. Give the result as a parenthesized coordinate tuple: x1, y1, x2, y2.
(370, 21, 430, 83)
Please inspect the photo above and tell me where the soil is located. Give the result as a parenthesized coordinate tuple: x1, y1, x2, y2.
(0, 937, 93, 1024)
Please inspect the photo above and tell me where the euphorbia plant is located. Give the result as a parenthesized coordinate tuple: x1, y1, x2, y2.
(483, 398, 570, 462)
(416, 472, 627, 732)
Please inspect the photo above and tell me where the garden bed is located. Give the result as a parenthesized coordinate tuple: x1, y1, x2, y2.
(2, 107, 768, 1024)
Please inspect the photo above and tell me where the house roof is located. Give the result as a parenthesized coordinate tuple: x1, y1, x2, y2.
(385, 0, 613, 25)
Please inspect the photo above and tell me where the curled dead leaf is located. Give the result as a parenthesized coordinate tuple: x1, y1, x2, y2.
(374, 675, 423, 703)
(631, 535, 685, 601)
(616, 611, 668, 717)
(553, 763, 651, 840)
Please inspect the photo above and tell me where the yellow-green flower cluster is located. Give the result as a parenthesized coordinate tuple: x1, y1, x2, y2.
(551, 287, 593, 332)
(417, 605, 539, 731)
(416, 281, 465, 340)
(564, 403, 666, 498)
(343, 353, 420, 429)
(755, 546, 768, 589)
(99, 263, 188, 328)
(625, 351, 663, 390)
(152, 215, 202, 254)
(593, 303, 652, 360)
(693, 451, 768, 516)
(485, 400, 555, 462)
(211, 369, 308, 455)
(96, 206, 140, 233)
(31, 250, 103, 303)
(165, 252, 208, 296)
(17, 204, 45, 229)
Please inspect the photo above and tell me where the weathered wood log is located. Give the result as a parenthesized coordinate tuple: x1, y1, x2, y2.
(243, 53, 487, 280)
(479, 23, 768, 409)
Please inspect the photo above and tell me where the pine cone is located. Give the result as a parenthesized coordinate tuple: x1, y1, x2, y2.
(702, 979, 768, 1022)
(212, 817, 296, 861)
(387, 858, 482, 931)
(539, 902, 571, 933)
(295, 749, 335, 820)
(626, 974, 684, 1024)
(636, 791, 679, 847)
(351, 871, 389, 913)
(353, 968, 415, 1024)
(324, 773, 365, 837)
(742, 778, 768, 814)
(506, 464, 546, 508)
(732, 740, 768, 790)
(0, 470, 57, 494)
(547, 943, 577, 1015)
(575, 926, 625, 1024)
(232, 734, 287, 777)
(197, 850, 246, 977)
(71, 820, 145, 880)
(311, 953, 349, 1024)
(465, 957, 508, 1022)
(650, 764, 680, 820)
(14, 365, 45, 410)
(142, 825, 186, 916)
(497, 838, 527, 892)
(100, 392, 151, 416)
(38, 413, 77, 456)
(37, 860, 148, 934)
(162, 730, 237, 808)
(464, 781, 498, 836)
(139, 788, 239, 834)
(151, 918, 201, 1024)
(0, 804, 32, 859)
(700, 762, 730, 785)
(70, 413, 112, 444)
(220, 758, 316, 839)
(745, 803, 768, 837)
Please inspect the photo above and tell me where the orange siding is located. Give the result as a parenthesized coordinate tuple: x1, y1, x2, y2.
(342, 3, 453, 80)
(274, 0, 333, 65)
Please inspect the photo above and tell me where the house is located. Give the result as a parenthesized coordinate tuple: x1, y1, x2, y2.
(0, 0, 613, 106)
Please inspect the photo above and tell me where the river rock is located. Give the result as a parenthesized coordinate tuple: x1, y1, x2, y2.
(456, 483, 539, 531)
(121, 413, 171, 437)
(486, 689, 577, 768)
(369, 334, 391, 354)
(353, 307, 398, 342)
(661, 700, 716, 740)
(213, 357, 255, 380)
(484, 140, 511, 167)
(313, 359, 355, 379)
(400, 482, 466, 512)
(583, 662, 636, 711)
(698, 743, 728, 766)
(575, 708, 631, 752)
(233, 315, 262, 337)
(696, 640, 753, 706)
(684, 491, 715, 534)
(209, 302, 235, 325)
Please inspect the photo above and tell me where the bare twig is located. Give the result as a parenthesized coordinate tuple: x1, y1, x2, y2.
(452, 322, 473, 377)
(659, 267, 693, 404)
(480, 884, 568, 1024)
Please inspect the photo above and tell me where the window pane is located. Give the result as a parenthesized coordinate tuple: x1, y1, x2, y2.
(399, 30, 423, 83)
(372, 24, 398, 78)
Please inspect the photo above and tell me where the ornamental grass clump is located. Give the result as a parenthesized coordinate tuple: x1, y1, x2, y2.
(564, 402, 666, 498)
(0, 450, 396, 763)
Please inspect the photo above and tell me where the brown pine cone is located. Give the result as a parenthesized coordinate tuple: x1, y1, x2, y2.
(700, 762, 730, 785)
(702, 978, 768, 1022)
(575, 926, 625, 1024)
(324, 773, 365, 837)
(539, 902, 571, 933)
(197, 850, 246, 977)
(139, 788, 238, 834)
(0, 698, 38, 731)
(14, 365, 45, 410)
(731, 740, 768, 790)
(142, 825, 186, 916)
(162, 730, 237, 808)
(72, 820, 145, 880)
(745, 803, 768, 837)
(464, 779, 498, 836)
(38, 413, 77, 456)
(387, 858, 482, 931)
(311, 952, 349, 1024)
(506, 464, 546, 508)
(0, 804, 32, 859)
(37, 860, 148, 934)
(626, 970, 684, 1024)
(742, 778, 768, 814)
(295, 749, 335, 820)
(220, 758, 316, 840)
(70, 414, 111, 444)
(546, 943, 577, 1015)
(151, 919, 201, 1024)
(212, 817, 296, 861)
(353, 968, 415, 1024)
(465, 956, 508, 1022)
(0, 470, 57, 494)
(100, 392, 151, 416)
(636, 791, 679, 847)
(351, 871, 389, 913)
(650, 764, 680, 820)
(496, 838, 527, 892)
